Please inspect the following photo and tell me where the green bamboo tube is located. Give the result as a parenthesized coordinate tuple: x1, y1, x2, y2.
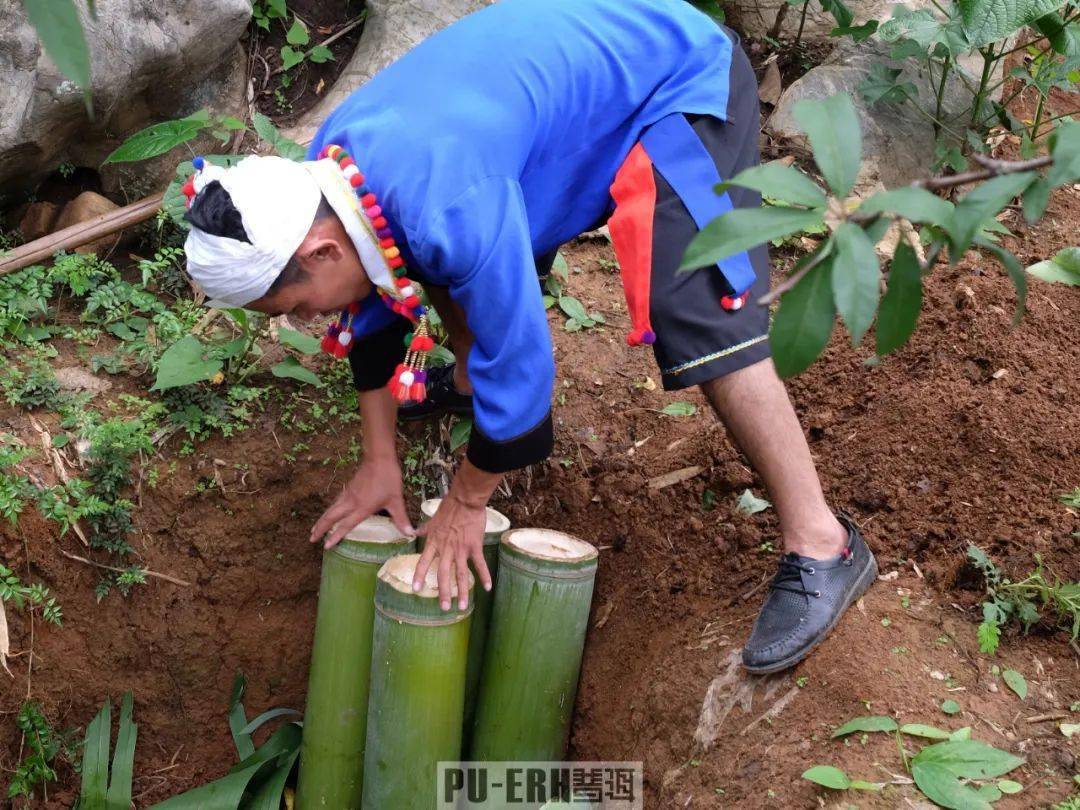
(470, 529, 598, 761)
(362, 553, 473, 810)
(296, 516, 414, 810)
(419, 497, 509, 745)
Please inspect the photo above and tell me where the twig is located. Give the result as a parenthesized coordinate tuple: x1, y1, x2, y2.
(58, 548, 192, 587)
(757, 244, 832, 306)
(915, 154, 1052, 191)
(1025, 711, 1068, 723)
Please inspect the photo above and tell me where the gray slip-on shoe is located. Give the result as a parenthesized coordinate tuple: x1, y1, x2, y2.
(742, 513, 877, 674)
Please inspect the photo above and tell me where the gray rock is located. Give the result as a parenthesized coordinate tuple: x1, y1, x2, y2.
(0, 0, 252, 202)
(287, 0, 495, 144)
(767, 41, 977, 189)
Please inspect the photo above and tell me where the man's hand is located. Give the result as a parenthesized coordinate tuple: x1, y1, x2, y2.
(310, 456, 414, 549)
(413, 493, 492, 611)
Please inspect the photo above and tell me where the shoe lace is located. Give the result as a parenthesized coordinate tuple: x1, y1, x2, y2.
(769, 553, 820, 598)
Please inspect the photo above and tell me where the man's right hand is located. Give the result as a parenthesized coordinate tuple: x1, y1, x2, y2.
(309, 456, 414, 549)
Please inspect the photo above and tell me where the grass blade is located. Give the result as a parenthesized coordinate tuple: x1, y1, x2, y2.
(80, 698, 112, 809)
(228, 674, 255, 760)
(106, 691, 137, 809)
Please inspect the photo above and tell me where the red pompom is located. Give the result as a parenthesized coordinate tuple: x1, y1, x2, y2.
(182, 179, 195, 198)
(389, 256, 404, 269)
(372, 216, 388, 230)
(349, 174, 364, 188)
(408, 382, 426, 402)
(332, 342, 350, 359)
(404, 295, 421, 308)
(318, 146, 330, 159)
(380, 237, 396, 249)
(320, 334, 337, 353)
(395, 277, 410, 288)
(360, 193, 377, 207)
(339, 157, 355, 169)
(626, 329, 644, 347)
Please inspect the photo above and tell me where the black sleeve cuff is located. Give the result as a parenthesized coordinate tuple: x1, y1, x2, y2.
(347, 319, 411, 391)
(466, 411, 554, 473)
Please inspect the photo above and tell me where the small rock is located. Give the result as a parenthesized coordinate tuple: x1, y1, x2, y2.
(688, 516, 704, 532)
(54, 367, 112, 394)
(52, 192, 122, 255)
(18, 201, 59, 242)
(954, 284, 976, 309)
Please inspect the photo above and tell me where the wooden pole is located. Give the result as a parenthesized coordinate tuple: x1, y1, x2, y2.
(0, 192, 164, 277)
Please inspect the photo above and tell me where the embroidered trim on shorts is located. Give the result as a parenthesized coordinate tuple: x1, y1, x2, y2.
(662, 333, 769, 377)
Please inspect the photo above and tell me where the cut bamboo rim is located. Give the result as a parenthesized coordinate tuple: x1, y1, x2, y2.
(376, 553, 474, 624)
(334, 514, 414, 563)
(420, 498, 510, 543)
(500, 528, 598, 578)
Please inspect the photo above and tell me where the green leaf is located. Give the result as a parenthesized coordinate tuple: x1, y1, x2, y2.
(552, 252, 570, 282)
(831, 223, 880, 346)
(51, 433, 69, 448)
(661, 401, 697, 417)
(945, 172, 1037, 257)
(900, 723, 953, 740)
(286, 18, 309, 45)
(1046, 121, 1080, 187)
(996, 779, 1023, 794)
(977, 620, 1000, 654)
(912, 739, 1025, 779)
(690, 0, 726, 23)
(682, 207, 825, 270)
(958, 0, 1067, 47)
(717, 162, 827, 209)
(832, 715, 899, 737)
(793, 94, 862, 198)
(104, 111, 209, 164)
(280, 45, 305, 71)
(802, 765, 850, 789)
(950, 727, 972, 741)
(1021, 177, 1053, 223)
(736, 489, 771, 515)
(1027, 247, 1080, 286)
(1002, 669, 1027, 700)
(228, 674, 255, 760)
(80, 697, 111, 808)
(277, 326, 321, 355)
(251, 113, 307, 162)
(246, 747, 300, 810)
(770, 255, 836, 378)
(271, 357, 321, 386)
(831, 20, 879, 41)
(860, 63, 918, 106)
(1060, 723, 1080, 737)
(558, 295, 589, 322)
(849, 780, 884, 791)
(941, 699, 961, 714)
(308, 44, 334, 63)
(856, 187, 954, 224)
(819, 0, 854, 28)
(22, 0, 91, 91)
(238, 707, 302, 736)
(105, 691, 136, 810)
(876, 242, 923, 356)
(912, 761, 993, 810)
(450, 417, 473, 452)
(151, 335, 223, 391)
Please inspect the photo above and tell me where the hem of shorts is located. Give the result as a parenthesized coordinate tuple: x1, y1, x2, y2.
(660, 334, 771, 390)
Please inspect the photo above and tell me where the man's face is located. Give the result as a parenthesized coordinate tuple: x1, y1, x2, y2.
(247, 215, 372, 322)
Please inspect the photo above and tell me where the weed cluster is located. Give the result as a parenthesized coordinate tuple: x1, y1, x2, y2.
(968, 545, 1080, 655)
(7, 701, 76, 803)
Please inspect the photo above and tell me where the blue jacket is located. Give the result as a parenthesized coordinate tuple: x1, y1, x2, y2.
(308, 0, 734, 471)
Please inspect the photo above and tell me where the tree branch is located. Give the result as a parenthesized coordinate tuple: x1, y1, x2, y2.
(914, 154, 1052, 191)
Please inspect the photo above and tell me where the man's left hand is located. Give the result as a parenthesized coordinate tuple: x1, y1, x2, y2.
(414, 494, 493, 611)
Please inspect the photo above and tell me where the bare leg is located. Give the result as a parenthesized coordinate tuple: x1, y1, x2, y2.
(424, 285, 474, 394)
(700, 358, 846, 559)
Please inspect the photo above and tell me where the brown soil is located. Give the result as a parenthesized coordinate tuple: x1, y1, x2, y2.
(248, 0, 366, 125)
(2, 52, 1079, 810)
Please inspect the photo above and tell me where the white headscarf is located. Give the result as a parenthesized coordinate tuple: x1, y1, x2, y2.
(183, 155, 391, 308)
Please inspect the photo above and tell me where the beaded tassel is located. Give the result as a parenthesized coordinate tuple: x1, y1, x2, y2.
(317, 144, 433, 405)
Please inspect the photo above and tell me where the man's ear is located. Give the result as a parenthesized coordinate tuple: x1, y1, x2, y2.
(298, 235, 345, 266)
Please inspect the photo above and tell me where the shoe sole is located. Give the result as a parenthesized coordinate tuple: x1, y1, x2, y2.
(742, 552, 880, 675)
